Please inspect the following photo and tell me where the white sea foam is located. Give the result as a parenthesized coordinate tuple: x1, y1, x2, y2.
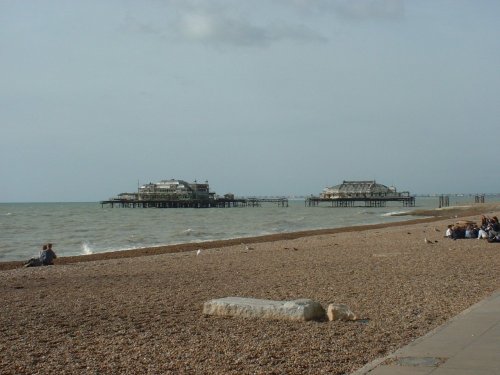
(381, 211, 409, 217)
(81, 242, 94, 255)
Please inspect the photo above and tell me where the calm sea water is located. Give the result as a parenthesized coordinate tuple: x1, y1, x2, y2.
(0, 196, 490, 262)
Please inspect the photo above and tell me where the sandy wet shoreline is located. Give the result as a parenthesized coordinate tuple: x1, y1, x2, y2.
(1, 204, 499, 374)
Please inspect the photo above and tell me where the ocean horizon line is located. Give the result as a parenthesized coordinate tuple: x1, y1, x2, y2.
(2, 192, 500, 204)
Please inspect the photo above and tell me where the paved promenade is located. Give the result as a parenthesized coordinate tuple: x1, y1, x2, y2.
(353, 289, 500, 375)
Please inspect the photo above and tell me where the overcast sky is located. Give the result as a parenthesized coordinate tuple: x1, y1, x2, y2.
(1, 0, 499, 202)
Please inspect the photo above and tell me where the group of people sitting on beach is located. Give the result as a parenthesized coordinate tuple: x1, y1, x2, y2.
(445, 215, 500, 242)
(24, 243, 57, 267)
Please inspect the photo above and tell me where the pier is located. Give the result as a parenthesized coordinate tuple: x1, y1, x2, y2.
(246, 198, 289, 207)
(307, 180, 415, 208)
(305, 196, 415, 207)
(100, 197, 289, 208)
(101, 179, 288, 209)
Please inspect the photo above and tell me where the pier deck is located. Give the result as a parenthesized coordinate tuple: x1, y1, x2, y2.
(100, 197, 288, 208)
(306, 196, 415, 207)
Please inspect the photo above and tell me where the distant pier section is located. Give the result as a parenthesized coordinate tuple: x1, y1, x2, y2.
(100, 179, 288, 208)
(306, 180, 415, 207)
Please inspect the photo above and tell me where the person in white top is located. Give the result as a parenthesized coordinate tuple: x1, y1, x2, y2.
(445, 225, 453, 238)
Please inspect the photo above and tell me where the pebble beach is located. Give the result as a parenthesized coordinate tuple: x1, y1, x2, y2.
(1, 204, 500, 374)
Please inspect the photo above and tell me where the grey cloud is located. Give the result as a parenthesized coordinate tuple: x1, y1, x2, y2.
(123, 0, 404, 48)
(332, 0, 405, 20)
(178, 13, 327, 46)
(121, 1, 327, 47)
(284, 0, 405, 20)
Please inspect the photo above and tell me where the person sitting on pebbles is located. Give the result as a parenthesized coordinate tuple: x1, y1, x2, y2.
(465, 224, 479, 239)
(445, 225, 453, 238)
(24, 243, 57, 267)
(488, 216, 500, 239)
(40, 243, 57, 266)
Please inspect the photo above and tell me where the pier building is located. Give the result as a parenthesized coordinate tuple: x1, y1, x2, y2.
(137, 179, 214, 201)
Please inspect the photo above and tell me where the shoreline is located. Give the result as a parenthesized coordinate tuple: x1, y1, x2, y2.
(2, 203, 498, 271)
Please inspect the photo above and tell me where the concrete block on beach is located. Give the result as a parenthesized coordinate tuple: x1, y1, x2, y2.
(327, 303, 357, 321)
(203, 297, 326, 321)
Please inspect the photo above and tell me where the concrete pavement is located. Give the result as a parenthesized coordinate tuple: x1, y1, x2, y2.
(353, 289, 500, 374)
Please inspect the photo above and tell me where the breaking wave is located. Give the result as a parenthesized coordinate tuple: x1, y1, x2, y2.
(81, 242, 94, 255)
(381, 211, 409, 217)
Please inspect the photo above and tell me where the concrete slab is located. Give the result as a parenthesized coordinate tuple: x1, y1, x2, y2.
(367, 365, 434, 375)
(430, 369, 496, 375)
(352, 289, 500, 375)
(440, 357, 500, 372)
(395, 357, 445, 367)
(203, 297, 326, 321)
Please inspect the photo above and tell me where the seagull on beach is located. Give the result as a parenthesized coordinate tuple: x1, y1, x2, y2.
(424, 238, 433, 244)
(196, 249, 201, 256)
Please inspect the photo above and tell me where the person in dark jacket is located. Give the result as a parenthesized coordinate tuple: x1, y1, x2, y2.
(40, 243, 57, 265)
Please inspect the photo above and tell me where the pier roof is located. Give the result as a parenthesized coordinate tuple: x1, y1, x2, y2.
(329, 180, 394, 194)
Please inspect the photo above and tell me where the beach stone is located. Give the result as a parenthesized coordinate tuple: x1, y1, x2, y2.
(327, 303, 357, 321)
(203, 297, 326, 321)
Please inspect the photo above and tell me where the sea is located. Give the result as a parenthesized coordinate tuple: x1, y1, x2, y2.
(0, 196, 495, 262)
